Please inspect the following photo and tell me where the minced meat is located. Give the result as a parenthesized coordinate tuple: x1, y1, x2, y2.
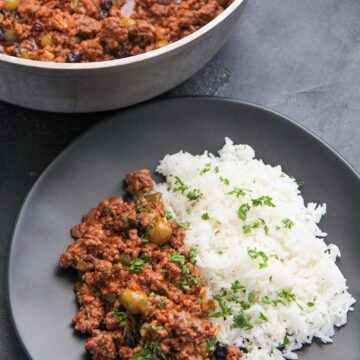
(59, 169, 242, 360)
(0, 0, 231, 62)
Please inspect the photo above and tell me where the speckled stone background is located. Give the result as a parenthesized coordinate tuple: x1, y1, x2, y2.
(1, 0, 359, 358)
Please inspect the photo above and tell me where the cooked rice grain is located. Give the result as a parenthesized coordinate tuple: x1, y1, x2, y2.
(154, 138, 355, 359)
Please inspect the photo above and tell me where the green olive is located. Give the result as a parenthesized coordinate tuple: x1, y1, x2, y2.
(4, 29, 16, 43)
(147, 220, 173, 245)
(144, 192, 161, 203)
(120, 288, 150, 315)
(19, 52, 39, 60)
(76, 259, 88, 272)
(154, 40, 171, 49)
(120, 253, 131, 265)
(40, 34, 53, 48)
(70, 0, 80, 13)
(103, 293, 116, 303)
(119, 17, 136, 27)
(4, 0, 19, 11)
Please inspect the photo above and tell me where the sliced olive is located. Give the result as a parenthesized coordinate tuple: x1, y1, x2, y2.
(4, 29, 16, 43)
(120, 288, 150, 315)
(199, 342, 208, 358)
(19, 52, 39, 60)
(147, 220, 173, 245)
(40, 33, 53, 48)
(70, 0, 80, 13)
(120, 253, 131, 265)
(76, 259, 88, 272)
(154, 40, 171, 49)
(4, 0, 19, 11)
(144, 192, 162, 203)
(119, 17, 136, 27)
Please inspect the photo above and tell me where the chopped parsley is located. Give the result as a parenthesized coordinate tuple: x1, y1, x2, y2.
(243, 219, 268, 235)
(261, 296, 272, 304)
(152, 325, 164, 331)
(298, 180, 305, 189)
(136, 205, 147, 213)
(307, 301, 315, 307)
(132, 340, 166, 360)
(220, 176, 230, 185)
(102, 268, 110, 275)
(104, 205, 112, 214)
(187, 189, 203, 202)
(226, 187, 249, 198)
(278, 288, 296, 303)
(201, 212, 210, 220)
(282, 218, 294, 229)
(176, 280, 191, 292)
(189, 246, 198, 264)
(210, 291, 233, 318)
(247, 248, 269, 269)
(248, 291, 256, 303)
(237, 203, 250, 221)
(252, 196, 275, 207)
(200, 163, 211, 175)
(278, 334, 290, 349)
(169, 252, 185, 265)
(231, 280, 245, 292)
(173, 176, 188, 194)
(111, 309, 128, 326)
(164, 211, 173, 220)
(259, 312, 268, 321)
(231, 311, 253, 330)
(214, 166, 220, 174)
(130, 257, 149, 273)
(207, 337, 217, 353)
(178, 221, 191, 230)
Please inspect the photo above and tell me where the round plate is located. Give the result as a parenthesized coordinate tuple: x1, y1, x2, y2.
(7, 97, 360, 360)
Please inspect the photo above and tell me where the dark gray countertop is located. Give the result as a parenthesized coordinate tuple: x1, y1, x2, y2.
(1, 0, 359, 358)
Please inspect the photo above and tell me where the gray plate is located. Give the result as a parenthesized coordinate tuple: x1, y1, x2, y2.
(7, 97, 360, 360)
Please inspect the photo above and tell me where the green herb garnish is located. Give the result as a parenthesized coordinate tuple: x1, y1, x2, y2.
(247, 248, 269, 269)
(200, 163, 211, 175)
(187, 189, 203, 202)
(201, 212, 210, 220)
(252, 196, 275, 207)
(231, 311, 253, 329)
(259, 312, 268, 321)
(231, 280, 245, 292)
(226, 187, 249, 198)
(169, 252, 185, 265)
(130, 257, 149, 273)
(173, 176, 188, 194)
(111, 309, 128, 326)
(237, 203, 250, 221)
(282, 218, 294, 229)
(189, 246, 198, 264)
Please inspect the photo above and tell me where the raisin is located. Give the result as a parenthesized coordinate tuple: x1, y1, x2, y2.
(33, 22, 43, 32)
(66, 50, 81, 63)
(114, 48, 129, 59)
(214, 342, 228, 360)
(99, 9, 108, 20)
(101, 0, 112, 10)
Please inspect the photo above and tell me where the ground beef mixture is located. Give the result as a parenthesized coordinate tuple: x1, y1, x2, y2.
(59, 169, 243, 360)
(0, 0, 231, 62)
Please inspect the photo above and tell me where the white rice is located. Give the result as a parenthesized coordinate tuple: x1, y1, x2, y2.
(154, 138, 355, 359)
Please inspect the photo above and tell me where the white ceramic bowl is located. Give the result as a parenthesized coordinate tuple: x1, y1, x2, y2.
(0, 0, 246, 112)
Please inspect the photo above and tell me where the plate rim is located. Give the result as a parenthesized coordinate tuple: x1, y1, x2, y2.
(6, 96, 360, 360)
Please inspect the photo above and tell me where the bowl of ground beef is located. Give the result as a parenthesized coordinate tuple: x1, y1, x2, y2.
(0, 0, 246, 112)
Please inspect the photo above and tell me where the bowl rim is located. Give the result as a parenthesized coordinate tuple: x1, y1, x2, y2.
(0, 0, 244, 70)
